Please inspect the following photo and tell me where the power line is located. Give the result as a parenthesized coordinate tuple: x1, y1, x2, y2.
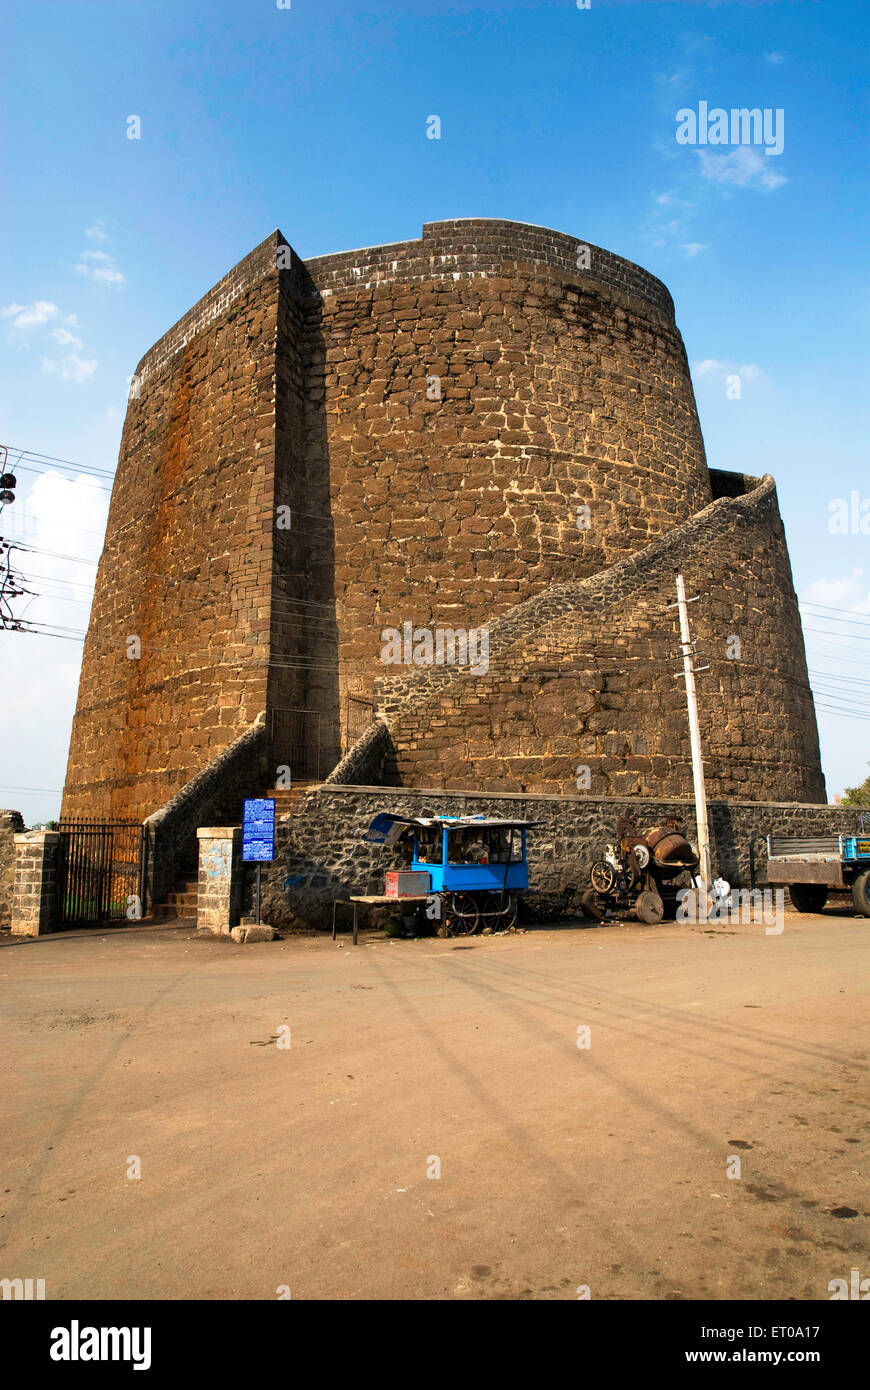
(0, 783, 63, 794)
(2, 444, 116, 478)
(801, 602, 870, 627)
(8, 541, 99, 566)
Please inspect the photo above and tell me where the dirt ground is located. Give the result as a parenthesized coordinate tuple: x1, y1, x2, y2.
(1, 908, 867, 1301)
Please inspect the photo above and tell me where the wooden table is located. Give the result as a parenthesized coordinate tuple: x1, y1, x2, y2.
(331, 894, 432, 946)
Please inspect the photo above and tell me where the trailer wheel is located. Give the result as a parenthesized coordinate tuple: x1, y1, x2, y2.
(636, 891, 664, 925)
(788, 884, 829, 914)
(851, 871, 870, 918)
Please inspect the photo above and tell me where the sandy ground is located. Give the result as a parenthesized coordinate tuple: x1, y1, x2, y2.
(0, 908, 867, 1301)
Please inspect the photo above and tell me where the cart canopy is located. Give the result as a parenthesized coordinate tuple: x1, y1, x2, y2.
(365, 811, 542, 847)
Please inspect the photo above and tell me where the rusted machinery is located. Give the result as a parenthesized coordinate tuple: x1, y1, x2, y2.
(583, 815, 699, 924)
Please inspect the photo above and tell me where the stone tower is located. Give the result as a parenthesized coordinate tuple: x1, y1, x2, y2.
(62, 219, 825, 823)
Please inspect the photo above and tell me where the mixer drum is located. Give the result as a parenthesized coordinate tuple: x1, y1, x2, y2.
(644, 826, 698, 877)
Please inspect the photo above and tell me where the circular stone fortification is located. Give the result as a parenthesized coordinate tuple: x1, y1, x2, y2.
(300, 219, 713, 701)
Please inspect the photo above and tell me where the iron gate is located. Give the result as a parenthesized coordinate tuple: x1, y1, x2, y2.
(57, 819, 147, 927)
(346, 694, 375, 748)
(271, 708, 322, 781)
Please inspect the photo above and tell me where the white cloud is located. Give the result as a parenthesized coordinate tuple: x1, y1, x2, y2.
(42, 354, 98, 383)
(691, 358, 765, 385)
(803, 570, 870, 616)
(75, 224, 126, 288)
(764, 51, 787, 65)
(2, 300, 61, 333)
(0, 471, 109, 823)
(3, 298, 96, 380)
(696, 145, 787, 192)
(75, 261, 126, 286)
(50, 327, 84, 350)
(681, 242, 706, 257)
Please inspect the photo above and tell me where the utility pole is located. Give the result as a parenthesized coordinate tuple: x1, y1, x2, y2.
(671, 574, 713, 888)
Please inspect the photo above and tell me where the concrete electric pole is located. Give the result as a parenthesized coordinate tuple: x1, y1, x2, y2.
(671, 574, 713, 888)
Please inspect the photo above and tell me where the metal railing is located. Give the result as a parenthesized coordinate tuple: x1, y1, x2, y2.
(57, 819, 147, 926)
(271, 707, 322, 781)
(346, 694, 375, 749)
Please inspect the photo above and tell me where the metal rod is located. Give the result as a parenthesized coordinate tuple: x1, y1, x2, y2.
(675, 574, 713, 888)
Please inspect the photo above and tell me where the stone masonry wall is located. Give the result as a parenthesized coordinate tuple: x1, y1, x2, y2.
(372, 474, 825, 804)
(62, 220, 822, 831)
(0, 810, 26, 927)
(10, 831, 64, 937)
(250, 785, 864, 932)
(62, 234, 286, 822)
(303, 219, 711, 737)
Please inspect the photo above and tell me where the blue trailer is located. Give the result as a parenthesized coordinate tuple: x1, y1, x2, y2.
(765, 820, 870, 916)
(365, 812, 540, 935)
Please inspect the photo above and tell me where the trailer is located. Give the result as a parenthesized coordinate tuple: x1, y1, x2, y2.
(364, 812, 540, 936)
(765, 824, 870, 917)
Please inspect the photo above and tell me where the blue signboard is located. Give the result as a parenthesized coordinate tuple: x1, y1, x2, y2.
(242, 798, 275, 863)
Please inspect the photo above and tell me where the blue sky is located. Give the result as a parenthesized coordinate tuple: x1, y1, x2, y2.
(2, 0, 869, 820)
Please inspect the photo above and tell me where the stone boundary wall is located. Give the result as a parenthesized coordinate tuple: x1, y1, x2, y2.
(306, 219, 675, 317)
(249, 784, 863, 932)
(0, 810, 25, 927)
(144, 716, 269, 908)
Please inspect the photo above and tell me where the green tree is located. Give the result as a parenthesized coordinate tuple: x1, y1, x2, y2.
(841, 764, 870, 807)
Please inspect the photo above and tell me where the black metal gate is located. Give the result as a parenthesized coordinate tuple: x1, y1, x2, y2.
(57, 819, 147, 927)
(271, 708, 322, 781)
(346, 694, 374, 748)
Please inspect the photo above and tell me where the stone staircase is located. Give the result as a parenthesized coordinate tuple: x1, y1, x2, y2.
(151, 873, 198, 920)
(269, 781, 321, 819)
(147, 786, 320, 923)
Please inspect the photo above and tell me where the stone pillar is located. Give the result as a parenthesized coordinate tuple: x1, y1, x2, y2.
(196, 827, 242, 935)
(10, 831, 64, 936)
(0, 810, 26, 928)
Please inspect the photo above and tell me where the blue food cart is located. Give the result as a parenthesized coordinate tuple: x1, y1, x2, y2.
(364, 812, 540, 935)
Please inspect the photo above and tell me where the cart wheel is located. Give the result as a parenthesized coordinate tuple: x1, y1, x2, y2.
(590, 860, 618, 894)
(581, 888, 606, 922)
(499, 894, 518, 930)
(443, 893, 479, 936)
(635, 891, 664, 925)
(788, 883, 829, 914)
(851, 871, 870, 918)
